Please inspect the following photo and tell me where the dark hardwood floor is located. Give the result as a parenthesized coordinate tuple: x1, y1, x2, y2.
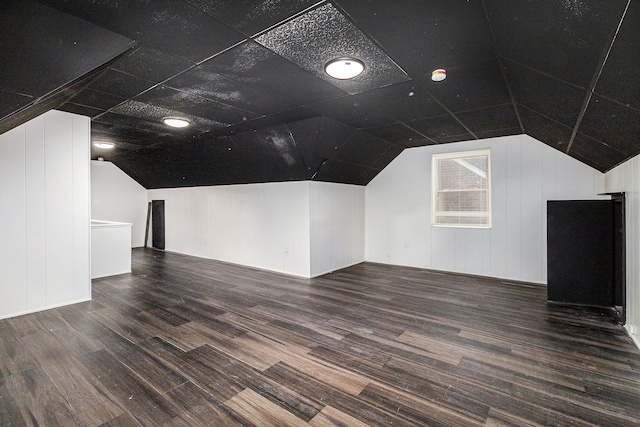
(1, 248, 639, 426)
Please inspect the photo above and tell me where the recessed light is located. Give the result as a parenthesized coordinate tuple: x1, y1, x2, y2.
(325, 58, 365, 80)
(92, 141, 115, 149)
(163, 117, 190, 128)
(431, 69, 446, 82)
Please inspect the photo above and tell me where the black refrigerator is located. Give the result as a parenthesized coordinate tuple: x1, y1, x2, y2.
(547, 196, 625, 318)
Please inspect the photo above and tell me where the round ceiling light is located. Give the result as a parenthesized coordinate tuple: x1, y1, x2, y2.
(92, 141, 115, 149)
(325, 58, 365, 80)
(431, 69, 446, 82)
(163, 117, 190, 128)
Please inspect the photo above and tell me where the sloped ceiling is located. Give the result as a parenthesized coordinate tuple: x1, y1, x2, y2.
(1, 0, 637, 188)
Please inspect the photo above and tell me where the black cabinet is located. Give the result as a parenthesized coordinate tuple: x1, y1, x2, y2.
(547, 198, 624, 313)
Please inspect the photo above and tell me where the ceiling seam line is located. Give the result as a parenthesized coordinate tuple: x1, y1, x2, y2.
(479, 0, 524, 134)
(424, 91, 478, 140)
(566, 0, 631, 153)
(496, 56, 524, 134)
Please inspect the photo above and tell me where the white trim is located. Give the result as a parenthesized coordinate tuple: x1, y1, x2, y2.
(0, 298, 92, 320)
(161, 248, 313, 279)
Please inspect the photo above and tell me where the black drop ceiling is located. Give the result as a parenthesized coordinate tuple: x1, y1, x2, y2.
(1, 0, 638, 188)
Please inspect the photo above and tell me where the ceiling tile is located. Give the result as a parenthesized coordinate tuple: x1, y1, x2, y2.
(518, 105, 572, 151)
(229, 125, 309, 181)
(570, 132, 628, 172)
(288, 116, 356, 163)
(255, 3, 410, 94)
(0, 90, 33, 120)
(432, 133, 475, 144)
(579, 95, 640, 157)
(184, 0, 320, 36)
(133, 86, 250, 126)
(165, 66, 296, 115)
(336, 0, 495, 77)
(92, 119, 178, 144)
(40, 0, 245, 63)
(505, 60, 586, 128)
(111, 47, 192, 85)
(335, 131, 394, 167)
(406, 115, 471, 140)
(201, 41, 345, 105)
(312, 159, 369, 185)
(484, 0, 628, 87)
(455, 104, 520, 134)
(88, 69, 155, 99)
(57, 102, 104, 119)
(98, 108, 221, 136)
(68, 89, 126, 111)
(594, 0, 640, 110)
(109, 139, 250, 188)
(221, 107, 317, 137)
(370, 144, 404, 170)
(362, 123, 433, 148)
(307, 96, 395, 129)
(475, 128, 522, 140)
(0, 0, 134, 96)
(355, 167, 381, 186)
(428, 59, 512, 113)
(353, 78, 445, 122)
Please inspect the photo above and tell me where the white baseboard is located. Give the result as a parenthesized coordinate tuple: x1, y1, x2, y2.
(0, 298, 92, 320)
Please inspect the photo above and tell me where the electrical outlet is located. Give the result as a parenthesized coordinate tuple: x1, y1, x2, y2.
(285, 245, 289, 253)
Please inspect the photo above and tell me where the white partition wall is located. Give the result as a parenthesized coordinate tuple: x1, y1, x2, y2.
(310, 182, 364, 277)
(149, 181, 312, 277)
(148, 181, 366, 278)
(91, 160, 148, 247)
(606, 156, 640, 348)
(365, 135, 605, 284)
(0, 110, 91, 319)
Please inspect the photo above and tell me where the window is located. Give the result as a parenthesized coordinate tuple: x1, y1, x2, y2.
(432, 150, 491, 228)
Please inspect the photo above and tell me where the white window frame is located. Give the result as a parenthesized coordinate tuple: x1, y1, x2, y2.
(431, 149, 491, 229)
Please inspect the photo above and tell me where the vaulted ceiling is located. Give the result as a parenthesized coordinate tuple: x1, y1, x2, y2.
(1, 0, 638, 188)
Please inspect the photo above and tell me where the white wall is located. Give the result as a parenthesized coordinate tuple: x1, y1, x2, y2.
(605, 156, 640, 348)
(148, 181, 366, 278)
(365, 134, 605, 284)
(0, 110, 90, 319)
(91, 160, 148, 247)
(309, 182, 364, 277)
(148, 182, 312, 277)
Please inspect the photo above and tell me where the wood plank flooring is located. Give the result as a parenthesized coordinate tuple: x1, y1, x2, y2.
(1, 248, 640, 426)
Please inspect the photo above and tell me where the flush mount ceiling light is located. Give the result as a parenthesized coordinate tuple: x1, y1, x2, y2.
(163, 117, 190, 128)
(325, 57, 365, 80)
(431, 68, 447, 82)
(92, 141, 115, 149)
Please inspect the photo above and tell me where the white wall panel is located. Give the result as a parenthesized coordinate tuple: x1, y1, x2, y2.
(45, 112, 75, 307)
(520, 138, 543, 283)
(309, 182, 364, 277)
(25, 118, 46, 310)
(606, 155, 640, 348)
(91, 161, 147, 247)
(73, 114, 91, 300)
(365, 135, 605, 284)
(149, 181, 311, 278)
(0, 111, 91, 319)
(0, 127, 27, 317)
(489, 139, 507, 278)
(505, 140, 522, 279)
